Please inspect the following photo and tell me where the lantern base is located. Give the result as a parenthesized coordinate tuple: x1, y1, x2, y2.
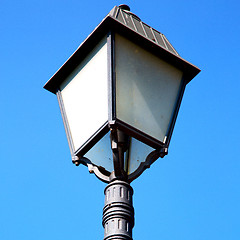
(72, 145, 167, 183)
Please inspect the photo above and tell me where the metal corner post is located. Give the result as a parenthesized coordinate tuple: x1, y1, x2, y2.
(102, 180, 134, 240)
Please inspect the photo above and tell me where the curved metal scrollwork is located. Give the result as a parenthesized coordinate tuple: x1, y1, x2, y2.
(72, 142, 168, 183)
(128, 147, 168, 182)
(72, 156, 111, 183)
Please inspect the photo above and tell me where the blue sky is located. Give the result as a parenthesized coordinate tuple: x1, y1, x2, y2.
(1, 0, 240, 239)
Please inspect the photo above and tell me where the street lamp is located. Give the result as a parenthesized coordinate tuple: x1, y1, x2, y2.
(44, 4, 200, 240)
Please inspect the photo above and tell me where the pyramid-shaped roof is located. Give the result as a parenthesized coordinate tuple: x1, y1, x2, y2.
(109, 5, 179, 56)
(44, 5, 200, 94)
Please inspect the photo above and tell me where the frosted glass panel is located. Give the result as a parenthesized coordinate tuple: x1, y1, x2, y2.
(85, 133, 154, 175)
(115, 34, 183, 143)
(60, 38, 108, 151)
(85, 132, 113, 173)
(125, 137, 154, 175)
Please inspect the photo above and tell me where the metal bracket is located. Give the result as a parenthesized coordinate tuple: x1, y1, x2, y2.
(128, 147, 168, 182)
(72, 155, 111, 183)
(71, 135, 168, 184)
(110, 129, 130, 181)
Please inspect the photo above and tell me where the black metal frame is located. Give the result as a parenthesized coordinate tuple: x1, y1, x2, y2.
(56, 90, 75, 156)
(44, 6, 200, 183)
(165, 76, 187, 146)
(107, 31, 115, 123)
(107, 30, 188, 150)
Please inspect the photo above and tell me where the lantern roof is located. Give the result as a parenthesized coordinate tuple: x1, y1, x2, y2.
(44, 5, 200, 94)
(109, 5, 180, 56)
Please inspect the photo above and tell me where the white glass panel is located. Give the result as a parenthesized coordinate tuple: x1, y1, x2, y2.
(115, 34, 183, 143)
(60, 38, 108, 151)
(85, 132, 113, 173)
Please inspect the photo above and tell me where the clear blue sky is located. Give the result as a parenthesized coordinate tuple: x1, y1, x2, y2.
(1, 0, 240, 239)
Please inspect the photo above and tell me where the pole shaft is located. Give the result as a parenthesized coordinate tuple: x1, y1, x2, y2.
(102, 180, 134, 240)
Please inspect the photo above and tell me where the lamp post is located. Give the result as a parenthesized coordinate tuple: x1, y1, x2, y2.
(44, 5, 200, 240)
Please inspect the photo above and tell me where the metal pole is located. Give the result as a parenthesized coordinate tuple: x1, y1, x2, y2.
(102, 180, 134, 240)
